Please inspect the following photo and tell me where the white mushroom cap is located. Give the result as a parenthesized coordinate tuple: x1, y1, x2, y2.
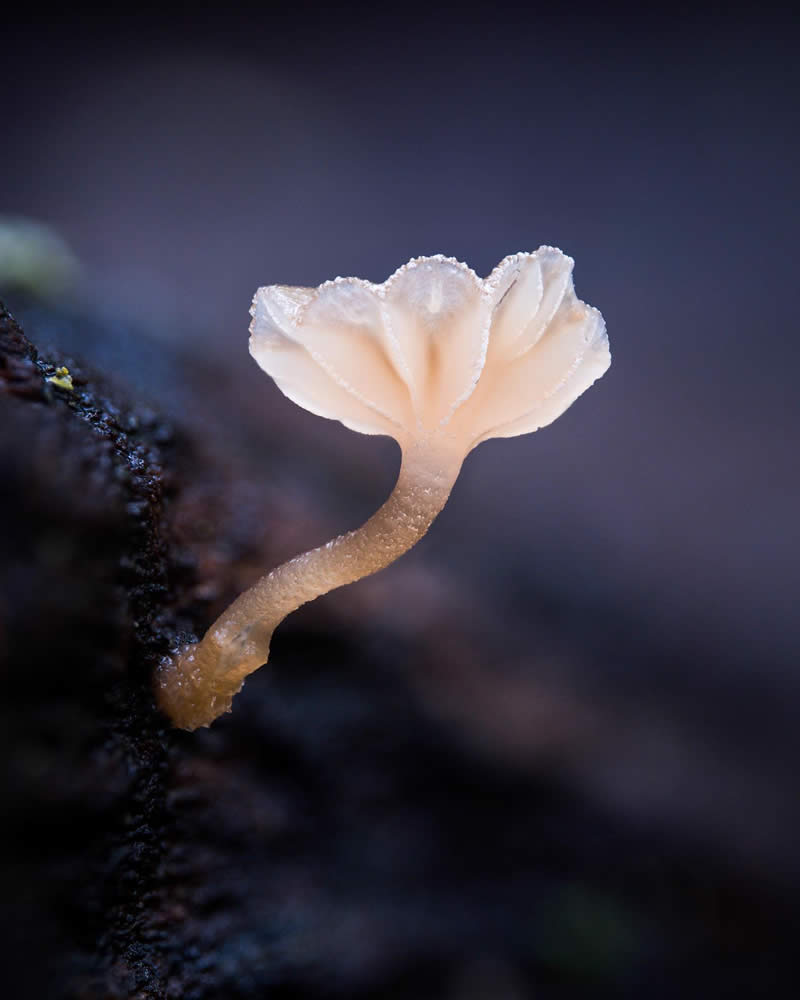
(249, 248, 609, 451)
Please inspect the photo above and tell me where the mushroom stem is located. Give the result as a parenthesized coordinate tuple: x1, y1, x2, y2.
(156, 438, 464, 730)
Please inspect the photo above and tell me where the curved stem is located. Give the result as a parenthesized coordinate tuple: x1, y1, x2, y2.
(156, 439, 464, 729)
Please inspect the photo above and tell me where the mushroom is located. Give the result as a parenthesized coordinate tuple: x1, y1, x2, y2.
(156, 249, 610, 730)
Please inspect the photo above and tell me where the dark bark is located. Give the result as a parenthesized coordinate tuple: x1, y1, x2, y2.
(1, 301, 796, 999)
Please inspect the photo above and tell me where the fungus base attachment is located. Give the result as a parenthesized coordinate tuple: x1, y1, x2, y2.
(155, 635, 256, 730)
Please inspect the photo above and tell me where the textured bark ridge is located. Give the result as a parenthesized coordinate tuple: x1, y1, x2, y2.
(0, 301, 796, 999)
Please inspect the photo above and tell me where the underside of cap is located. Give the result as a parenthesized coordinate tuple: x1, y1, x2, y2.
(248, 249, 609, 449)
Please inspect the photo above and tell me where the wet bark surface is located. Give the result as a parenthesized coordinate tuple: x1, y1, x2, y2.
(1, 300, 796, 999)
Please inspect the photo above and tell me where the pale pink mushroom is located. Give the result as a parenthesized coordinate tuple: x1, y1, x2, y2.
(156, 249, 610, 730)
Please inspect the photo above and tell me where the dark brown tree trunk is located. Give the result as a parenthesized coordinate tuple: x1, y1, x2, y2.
(1, 301, 796, 999)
